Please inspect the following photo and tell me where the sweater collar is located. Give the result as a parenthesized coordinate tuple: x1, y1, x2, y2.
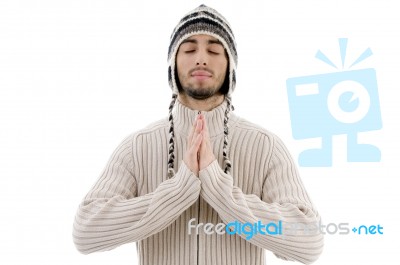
(173, 99, 237, 138)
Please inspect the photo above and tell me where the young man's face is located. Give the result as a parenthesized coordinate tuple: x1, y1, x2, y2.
(176, 34, 228, 100)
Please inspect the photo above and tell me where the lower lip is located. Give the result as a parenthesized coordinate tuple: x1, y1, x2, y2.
(192, 75, 211, 80)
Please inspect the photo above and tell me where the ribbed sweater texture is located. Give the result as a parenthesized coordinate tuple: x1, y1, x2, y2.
(73, 100, 324, 264)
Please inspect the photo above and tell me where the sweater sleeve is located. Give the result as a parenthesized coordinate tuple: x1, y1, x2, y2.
(72, 134, 201, 254)
(198, 134, 324, 264)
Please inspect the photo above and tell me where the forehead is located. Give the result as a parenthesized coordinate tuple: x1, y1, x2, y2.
(181, 34, 222, 45)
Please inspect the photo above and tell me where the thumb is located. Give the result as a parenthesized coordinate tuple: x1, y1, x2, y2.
(192, 131, 203, 153)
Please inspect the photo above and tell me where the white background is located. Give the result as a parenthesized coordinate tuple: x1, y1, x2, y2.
(1, 0, 399, 264)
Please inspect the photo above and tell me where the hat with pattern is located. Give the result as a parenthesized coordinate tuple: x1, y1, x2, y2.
(167, 4, 238, 96)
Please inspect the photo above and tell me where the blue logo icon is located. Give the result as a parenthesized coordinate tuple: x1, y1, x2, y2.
(286, 38, 382, 167)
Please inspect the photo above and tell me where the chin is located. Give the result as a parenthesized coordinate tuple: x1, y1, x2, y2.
(185, 87, 217, 100)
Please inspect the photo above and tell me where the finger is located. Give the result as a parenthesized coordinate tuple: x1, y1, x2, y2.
(201, 132, 212, 154)
(191, 132, 203, 153)
(191, 119, 202, 146)
(199, 132, 206, 155)
(201, 115, 210, 140)
(199, 122, 209, 153)
(198, 113, 205, 124)
(188, 115, 201, 145)
(196, 118, 203, 132)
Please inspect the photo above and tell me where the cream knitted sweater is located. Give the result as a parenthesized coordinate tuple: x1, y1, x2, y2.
(73, 99, 324, 264)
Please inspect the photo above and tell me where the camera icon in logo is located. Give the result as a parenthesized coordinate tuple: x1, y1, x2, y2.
(286, 39, 382, 167)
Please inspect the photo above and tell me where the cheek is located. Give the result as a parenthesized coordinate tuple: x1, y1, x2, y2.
(217, 58, 228, 78)
(176, 56, 190, 76)
(175, 61, 183, 79)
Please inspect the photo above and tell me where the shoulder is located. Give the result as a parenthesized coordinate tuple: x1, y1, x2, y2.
(122, 117, 169, 145)
(231, 113, 279, 145)
(136, 117, 169, 135)
(230, 114, 295, 165)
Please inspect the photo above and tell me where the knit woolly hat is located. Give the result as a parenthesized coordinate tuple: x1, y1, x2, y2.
(167, 4, 238, 96)
(166, 5, 237, 178)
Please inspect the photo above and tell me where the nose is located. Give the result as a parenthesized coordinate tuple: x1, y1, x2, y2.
(195, 49, 208, 66)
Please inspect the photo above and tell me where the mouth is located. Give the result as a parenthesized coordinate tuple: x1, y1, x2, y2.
(191, 70, 212, 80)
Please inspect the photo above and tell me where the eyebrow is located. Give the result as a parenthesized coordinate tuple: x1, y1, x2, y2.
(181, 38, 223, 46)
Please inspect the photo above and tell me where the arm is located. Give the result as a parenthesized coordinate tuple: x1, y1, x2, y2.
(72, 134, 201, 254)
(198, 134, 324, 264)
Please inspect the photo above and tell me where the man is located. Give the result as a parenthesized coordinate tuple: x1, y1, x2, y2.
(73, 4, 324, 265)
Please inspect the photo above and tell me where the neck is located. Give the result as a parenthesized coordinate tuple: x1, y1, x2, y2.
(177, 93, 225, 111)
(173, 96, 238, 138)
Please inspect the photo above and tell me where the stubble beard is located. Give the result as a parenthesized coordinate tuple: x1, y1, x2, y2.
(182, 85, 219, 100)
